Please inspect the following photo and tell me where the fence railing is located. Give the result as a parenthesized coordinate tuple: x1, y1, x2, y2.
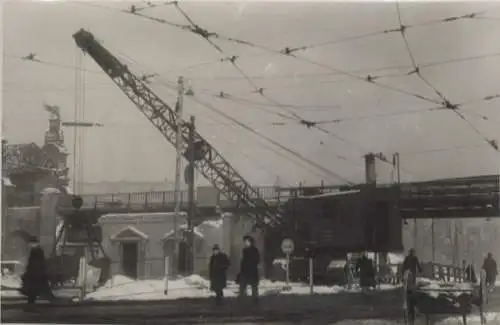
(75, 183, 498, 211)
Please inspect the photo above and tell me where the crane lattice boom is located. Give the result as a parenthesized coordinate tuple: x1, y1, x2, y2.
(73, 29, 281, 229)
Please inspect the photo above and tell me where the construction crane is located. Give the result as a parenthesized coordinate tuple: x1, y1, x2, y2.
(72, 29, 281, 230)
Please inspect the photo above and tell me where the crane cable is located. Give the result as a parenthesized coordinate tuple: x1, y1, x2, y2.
(72, 48, 80, 194)
(79, 54, 87, 194)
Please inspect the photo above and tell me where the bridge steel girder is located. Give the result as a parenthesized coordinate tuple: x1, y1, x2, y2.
(401, 207, 499, 219)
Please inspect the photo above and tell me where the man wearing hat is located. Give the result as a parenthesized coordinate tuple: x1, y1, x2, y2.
(237, 235, 260, 304)
(209, 244, 230, 305)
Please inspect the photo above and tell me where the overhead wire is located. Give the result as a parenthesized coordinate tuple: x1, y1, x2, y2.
(400, 144, 491, 156)
(171, 2, 407, 174)
(294, 93, 500, 126)
(395, 2, 499, 153)
(274, 7, 500, 54)
(107, 50, 353, 183)
(5, 53, 103, 75)
(13, 3, 500, 178)
(172, 2, 303, 123)
(89, 8, 367, 177)
(195, 109, 332, 182)
(463, 111, 500, 126)
(7, 49, 500, 83)
(149, 75, 356, 183)
(187, 94, 357, 185)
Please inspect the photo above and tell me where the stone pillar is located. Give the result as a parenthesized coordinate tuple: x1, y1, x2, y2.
(39, 189, 61, 256)
(220, 213, 233, 255)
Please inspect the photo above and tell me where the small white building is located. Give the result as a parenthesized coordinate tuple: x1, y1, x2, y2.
(99, 212, 234, 279)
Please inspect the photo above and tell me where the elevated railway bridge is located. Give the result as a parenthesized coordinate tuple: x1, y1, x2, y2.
(60, 174, 499, 221)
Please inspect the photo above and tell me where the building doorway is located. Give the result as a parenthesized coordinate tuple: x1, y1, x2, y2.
(121, 242, 138, 279)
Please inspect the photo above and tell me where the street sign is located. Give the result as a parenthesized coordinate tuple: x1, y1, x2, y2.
(281, 238, 294, 254)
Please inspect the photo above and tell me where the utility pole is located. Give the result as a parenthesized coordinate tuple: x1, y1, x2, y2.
(173, 76, 184, 275)
(431, 219, 436, 261)
(364, 153, 383, 266)
(187, 116, 196, 274)
(394, 153, 401, 185)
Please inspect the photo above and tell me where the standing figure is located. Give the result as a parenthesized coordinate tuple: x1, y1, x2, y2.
(209, 244, 230, 305)
(344, 255, 354, 290)
(401, 248, 422, 283)
(237, 236, 260, 304)
(482, 253, 498, 290)
(462, 260, 477, 283)
(356, 252, 375, 291)
(20, 237, 56, 311)
(401, 249, 422, 325)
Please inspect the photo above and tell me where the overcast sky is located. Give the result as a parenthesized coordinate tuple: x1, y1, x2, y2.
(2, 0, 500, 187)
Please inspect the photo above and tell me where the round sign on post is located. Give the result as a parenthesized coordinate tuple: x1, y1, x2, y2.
(281, 238, 294, 254)
(281, 238, 294, 289)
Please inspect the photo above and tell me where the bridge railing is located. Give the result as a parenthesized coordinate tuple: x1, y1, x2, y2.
(74, 175, 499, 212)
(379, 262, 466, 286)
(78, 186, 285, 210)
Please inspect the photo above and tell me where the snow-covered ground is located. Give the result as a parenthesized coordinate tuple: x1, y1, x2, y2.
(0, 274, 23, 298)
(333, 313, 500, 325)
(415, 277, 476, 298)
(2, 272, 499, 302)
(84, 274, 399, 301)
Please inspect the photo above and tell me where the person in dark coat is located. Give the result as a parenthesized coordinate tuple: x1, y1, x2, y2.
(401, 248, 422, 325)
(20, 237, 56, 310)
(209, 244, 230, 305)
(356, 253, 375, 290)
(401, 249, 422, 284)
(237, 236, 260, 303)
(482, 252, 498, 288)
(462, 260, 477, 283)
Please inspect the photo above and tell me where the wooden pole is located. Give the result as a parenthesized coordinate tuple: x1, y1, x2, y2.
(187, 116, 196, 274)
(173, 76, 184, 275)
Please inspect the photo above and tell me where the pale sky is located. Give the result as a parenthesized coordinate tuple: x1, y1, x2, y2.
(2, 0, 500, 187)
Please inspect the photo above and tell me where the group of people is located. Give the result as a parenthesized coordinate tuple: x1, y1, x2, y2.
(343, 253, 377, 290)
(208, 235, 260, 305)
(16, 232, 499, 311)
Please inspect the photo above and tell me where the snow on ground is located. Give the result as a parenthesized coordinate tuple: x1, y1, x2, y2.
(84, 274, 398, 301)
(1, 274, 23, 298)
(1, 274, 21, 289)
(333, 313, 500, 324)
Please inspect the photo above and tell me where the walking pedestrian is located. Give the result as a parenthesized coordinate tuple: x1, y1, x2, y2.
(401, 249, 422, 325)
(344, 254, 354, 290)
(19, 237, 56, 311)
(209, 244, 230, 305)
(482, 253, 497, 290)
(236, 236, 260, 304)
